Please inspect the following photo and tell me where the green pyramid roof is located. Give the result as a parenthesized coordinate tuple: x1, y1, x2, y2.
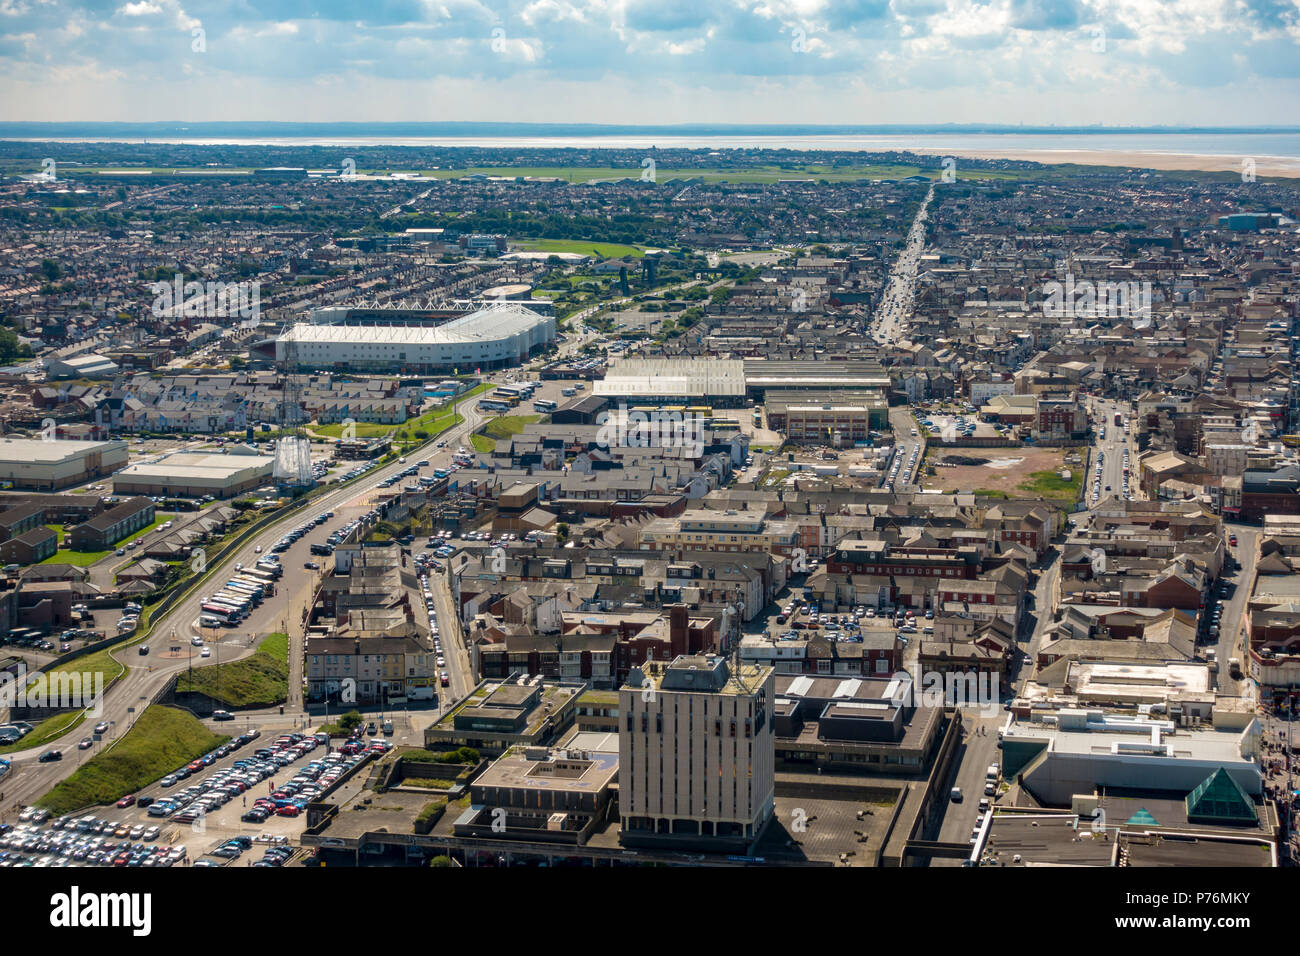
(1125, 807, 1159, 826)
(1185, 767, 1257, 825)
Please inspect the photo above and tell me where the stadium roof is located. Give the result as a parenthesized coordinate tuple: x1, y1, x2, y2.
(279, 302, 549, 346)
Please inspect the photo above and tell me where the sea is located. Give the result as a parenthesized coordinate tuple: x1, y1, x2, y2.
(4, 125, 1300, 168)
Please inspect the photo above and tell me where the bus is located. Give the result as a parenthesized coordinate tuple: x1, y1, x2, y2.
(200, 603, 241, 625)
(495, 385, 524, 398)
(210, 593, 251, 614)
(254, 561, 283, 579)
(242, 568, 279, 589)
(1283, 435, 1300, 448)
(224, 579, 263, 599)
(533, 399, 558, 413)
(211, 588, 251, 607)
(232, 574, 270, 598)
(479, 400, 511, 412)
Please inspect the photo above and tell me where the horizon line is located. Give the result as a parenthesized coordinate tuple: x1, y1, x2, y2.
(3, 121, 1300, 135)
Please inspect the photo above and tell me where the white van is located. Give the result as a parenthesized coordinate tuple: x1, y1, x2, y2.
(986, 764, 1000, 781)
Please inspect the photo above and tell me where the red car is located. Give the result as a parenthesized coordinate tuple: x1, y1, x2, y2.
(1229, 534, 1238, 547)
(275, 805, 301, 817)
(115, 794, 136, 808)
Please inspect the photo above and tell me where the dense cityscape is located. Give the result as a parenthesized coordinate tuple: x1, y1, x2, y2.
(0, 141, 1291, 891)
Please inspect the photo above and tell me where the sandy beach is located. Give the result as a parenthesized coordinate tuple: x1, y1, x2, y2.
(910, 147, 1300, 178)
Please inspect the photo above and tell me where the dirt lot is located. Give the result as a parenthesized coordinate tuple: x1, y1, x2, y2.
(922, 446, 1069, 498)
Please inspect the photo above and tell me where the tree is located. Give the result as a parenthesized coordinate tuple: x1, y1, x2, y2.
(0, 327, 31, 364)
(556, 523, 570, 542)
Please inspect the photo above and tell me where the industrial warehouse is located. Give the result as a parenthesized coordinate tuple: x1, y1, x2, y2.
(0, 437, 130, 490)
(273, 302, 556, 373)
(595, 358, 894, 407)
(112, 449, 277, 499)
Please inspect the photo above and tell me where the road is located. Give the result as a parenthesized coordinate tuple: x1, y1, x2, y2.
(1218, 524, 1257, 697)
(870, 185, 932, 345)
(1083, 396, 1139, 507)
(886, 407, 925, 491)
(928, 708, 1003, 862)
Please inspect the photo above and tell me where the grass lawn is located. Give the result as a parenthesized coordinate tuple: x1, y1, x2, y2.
(314, 382, 494, 443)
(1017, 469, 1084, 503)
(39, 513, 169, 566)
(0, 642, 131, 754)
(173, 632, 289, 708)
(761, 468, 792, 488)
(514, 237, 647, 259)
(37, 705, 229, 814)
(313, 420, 395, 439)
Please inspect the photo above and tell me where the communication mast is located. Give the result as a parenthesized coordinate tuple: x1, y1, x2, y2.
(273, 322, 314, 493)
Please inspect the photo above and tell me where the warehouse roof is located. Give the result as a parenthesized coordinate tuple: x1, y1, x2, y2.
(596, 359, 747, 398)
(0, 438, 126, 463)
(117, 451, 276, 481)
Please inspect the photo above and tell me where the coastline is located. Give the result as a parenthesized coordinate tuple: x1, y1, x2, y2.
(913, 147, 1300, 177)
(6, 134, 1300, 178)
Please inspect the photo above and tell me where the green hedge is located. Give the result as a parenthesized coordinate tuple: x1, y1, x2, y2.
(403, 747, 479, 765)
(414, 798, 448, 834)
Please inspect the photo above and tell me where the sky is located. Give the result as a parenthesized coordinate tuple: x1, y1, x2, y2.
(2, 0, 1299, 124)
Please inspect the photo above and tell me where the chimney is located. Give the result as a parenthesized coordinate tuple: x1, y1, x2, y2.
(670, 603, 689, 656)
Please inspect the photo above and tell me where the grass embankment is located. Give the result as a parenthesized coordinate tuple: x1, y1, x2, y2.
(37, 705, 228, 814)
(173, 632, 289, 708)
(470, 414, 540, 452)
(0, 641, 131, 755)
(0, 710, 85, 756)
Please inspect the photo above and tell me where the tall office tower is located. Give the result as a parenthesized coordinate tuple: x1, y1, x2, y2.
(619, 653, 775, 850)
